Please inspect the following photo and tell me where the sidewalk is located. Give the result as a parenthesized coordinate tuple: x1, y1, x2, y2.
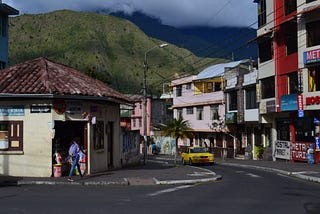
(1, 156, 320, 187)
(0, 156, 221, 187)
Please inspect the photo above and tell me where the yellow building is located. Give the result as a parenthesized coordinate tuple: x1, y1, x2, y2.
(0, 57, 132, 177)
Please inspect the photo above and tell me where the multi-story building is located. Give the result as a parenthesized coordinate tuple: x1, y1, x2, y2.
(255, 0, 320, 162)
(224, 60, 262, 160)
(170, 61, 252, 158)
(0, 1, 19, 69)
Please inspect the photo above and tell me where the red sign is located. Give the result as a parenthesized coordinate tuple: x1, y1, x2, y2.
(297, 94, 303, 110)
(306, 96, 320, 105)
(305, 48, 320, 64)
(291, 142, 311, 162)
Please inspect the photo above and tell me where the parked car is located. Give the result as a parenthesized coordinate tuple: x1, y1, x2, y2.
(181, 146, 214, 165)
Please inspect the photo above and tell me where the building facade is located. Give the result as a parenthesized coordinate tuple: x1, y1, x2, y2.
(170, 61, 253, 157)
(0, 58, 132, 177)
(255, 0, 320, 162)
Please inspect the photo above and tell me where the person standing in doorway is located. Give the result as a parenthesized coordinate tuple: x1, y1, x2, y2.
(67, 138, 84, 181)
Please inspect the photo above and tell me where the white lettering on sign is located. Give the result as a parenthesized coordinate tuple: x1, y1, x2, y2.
(291, 142, 309, 162)
(306, 49, 320, 61)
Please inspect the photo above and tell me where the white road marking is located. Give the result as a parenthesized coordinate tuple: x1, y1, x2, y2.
(246, 173, 262, 178)
(147, 185, 193, 197)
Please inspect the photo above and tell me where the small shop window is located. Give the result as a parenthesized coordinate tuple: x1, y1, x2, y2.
(93, 121, 104, 150)
(0, 121, 23, 151)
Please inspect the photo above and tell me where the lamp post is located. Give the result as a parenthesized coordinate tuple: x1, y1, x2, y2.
(143, 43, 168, 165)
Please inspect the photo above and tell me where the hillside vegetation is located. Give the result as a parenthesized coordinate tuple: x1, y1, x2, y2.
(8, 10, 225, 95)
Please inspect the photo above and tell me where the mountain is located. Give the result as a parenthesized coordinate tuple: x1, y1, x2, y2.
(8, 10, 223, 96)
(110, 12, 258, 61)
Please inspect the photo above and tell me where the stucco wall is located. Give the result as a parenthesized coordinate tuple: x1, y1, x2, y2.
(0, 99, 122, 177)
(0, 100, 53, 177)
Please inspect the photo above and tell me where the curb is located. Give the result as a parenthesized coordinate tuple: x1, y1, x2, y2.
(154, 175, 222, 185)
(218, 162, 320, 183)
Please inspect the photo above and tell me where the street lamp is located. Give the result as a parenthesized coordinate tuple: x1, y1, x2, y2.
(143, 43, 168, 165)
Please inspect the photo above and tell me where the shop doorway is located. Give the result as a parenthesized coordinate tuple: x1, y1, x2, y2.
(52, 121, 87, 176)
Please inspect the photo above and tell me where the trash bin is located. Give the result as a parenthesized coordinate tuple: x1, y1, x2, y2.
(53, 164, 62, 177)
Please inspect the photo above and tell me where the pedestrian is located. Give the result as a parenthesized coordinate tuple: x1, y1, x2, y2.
(67, 138, 84, 181)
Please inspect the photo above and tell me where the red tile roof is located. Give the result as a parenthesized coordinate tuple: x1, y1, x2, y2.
(0, 57, 132, 103)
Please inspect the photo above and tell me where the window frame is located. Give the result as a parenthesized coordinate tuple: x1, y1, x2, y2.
(307, 20, 320, 47)
(258, 0, 267, 27)
(245, 86, 258, 109)
(210, 105, 219, 120)
(196, 106, 203, 120)
(0, 121, 23, 151)
(284, 0, 297, 16)
(261, 76, 275, 99)
(258, 37, 273, 63)
(176, 85, 182, 97)
(228, 91, 238, 111)
(288, 72, 298, 94)
(186, 107, 194, 115)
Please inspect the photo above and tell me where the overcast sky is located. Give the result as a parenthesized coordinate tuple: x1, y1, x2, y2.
(3, 0, 257, 28)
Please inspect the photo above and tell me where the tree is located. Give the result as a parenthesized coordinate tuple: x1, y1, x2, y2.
(161, 117, 194, 166)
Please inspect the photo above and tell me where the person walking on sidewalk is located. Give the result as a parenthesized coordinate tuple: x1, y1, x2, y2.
(67, 138, 84, 181)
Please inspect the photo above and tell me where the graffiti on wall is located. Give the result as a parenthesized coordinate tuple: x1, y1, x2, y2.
(122, 130, 140, 166)
(151, 136, 176, 155)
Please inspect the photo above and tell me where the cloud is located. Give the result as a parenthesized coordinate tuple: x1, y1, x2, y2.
(3, 0, 257, 28)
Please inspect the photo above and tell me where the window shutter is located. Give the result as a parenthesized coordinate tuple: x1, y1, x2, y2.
(9, 121, 23, 151)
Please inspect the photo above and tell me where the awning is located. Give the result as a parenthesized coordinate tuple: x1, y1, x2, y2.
(296, 4, 320, 16)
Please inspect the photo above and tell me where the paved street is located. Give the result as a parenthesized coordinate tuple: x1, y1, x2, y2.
(2, 155, 320, 187)
(1, 159, 320, 214)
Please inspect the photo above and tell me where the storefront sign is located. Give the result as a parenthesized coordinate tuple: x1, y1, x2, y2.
(30, 105, 51, 113)
(291, 142, 310, 162)
(304, 48, 320, 64)
(280, 94, 297, 111)
(306, 96, 320, 105)
(275, 140, 291, 160)
(0, 105, 24, 116)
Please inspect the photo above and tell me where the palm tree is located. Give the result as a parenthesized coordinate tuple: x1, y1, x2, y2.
(161, 117, 193, 166)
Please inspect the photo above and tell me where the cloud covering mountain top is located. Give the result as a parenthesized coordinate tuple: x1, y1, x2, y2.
(3, 0, 257, 28)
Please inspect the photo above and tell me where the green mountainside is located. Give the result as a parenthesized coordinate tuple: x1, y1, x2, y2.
(8, 10, 225, 95)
